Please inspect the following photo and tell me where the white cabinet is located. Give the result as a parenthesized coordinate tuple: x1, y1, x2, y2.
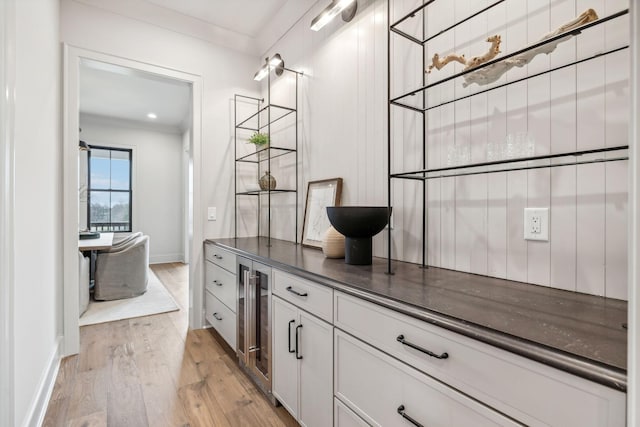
(204, 243, 236, 273)
(273, 295, 333, 427)
(335, 329, 520, 427)
(334, 398, 369, 427)
(273, 296, 298, 418)
(204, 244, 237, 349)
(273, 269, 333, 323)
(205, 261, 236, 311)
(334, 291, 626, 427)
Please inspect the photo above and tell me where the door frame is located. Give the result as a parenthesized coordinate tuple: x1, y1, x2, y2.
(629, 2, 639, 424)
(0, 0, 16, 424)
(62, 45, 204, 355)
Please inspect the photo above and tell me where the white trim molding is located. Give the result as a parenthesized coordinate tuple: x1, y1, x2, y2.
(24, 338, 61, 427)
(63, 45, 204, 355)
(0, 0, 16, 425)
(629, 2, 639, 425)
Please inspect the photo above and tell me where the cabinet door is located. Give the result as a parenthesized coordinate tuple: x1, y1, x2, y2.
(205, 290, 237, 350)
(335, 330, 519, 427)
(205, 261, 236, 312)
(335, 398, 369, 427)
(298, 311, 333, 427)
(272, 296, 299, 419)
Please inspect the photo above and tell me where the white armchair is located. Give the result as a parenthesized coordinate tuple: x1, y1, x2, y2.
(111, 231, 142, 248)
(78, 251, 90, 315)
(94, 235, 150, 301)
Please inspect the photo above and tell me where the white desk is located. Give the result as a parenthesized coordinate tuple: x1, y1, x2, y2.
(78, 232, 114, 251)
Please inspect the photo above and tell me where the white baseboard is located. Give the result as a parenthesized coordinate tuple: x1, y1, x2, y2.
(150, 253, 184, 264)
(23, 336, 61, 427)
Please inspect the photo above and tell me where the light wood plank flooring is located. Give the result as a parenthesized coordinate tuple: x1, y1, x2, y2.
(43, 262, 298, 427)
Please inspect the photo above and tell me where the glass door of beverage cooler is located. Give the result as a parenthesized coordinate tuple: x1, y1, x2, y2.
(236, 257, 272, 395)
(249, 262, 271, 385)
(237, 259, 250, 361)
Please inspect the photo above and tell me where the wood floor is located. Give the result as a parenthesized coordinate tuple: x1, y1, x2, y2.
(43, 262, 299, 427)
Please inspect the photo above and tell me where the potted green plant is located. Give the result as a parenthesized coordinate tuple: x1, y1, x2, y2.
(248, 132, 269, 149)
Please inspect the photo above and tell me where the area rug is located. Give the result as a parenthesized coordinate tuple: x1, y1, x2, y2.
(79, 269, 179, 326)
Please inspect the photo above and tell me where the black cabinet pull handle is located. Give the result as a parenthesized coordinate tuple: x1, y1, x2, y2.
(397, 405, 424, 427)
(213, 254, 222, 260)
(213, 280, 223, 286)
(212, 312, 223, 321)
(295, 324, 303, 359)
(397, 335, 448, 359)
(288, 320, 296, 353)
(286, 286, 308, 297)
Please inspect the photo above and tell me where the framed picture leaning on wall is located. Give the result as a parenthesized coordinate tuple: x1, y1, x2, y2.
(301, 178, 343, 248)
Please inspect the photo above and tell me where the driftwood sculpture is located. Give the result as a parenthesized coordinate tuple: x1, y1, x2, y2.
(427, 35, 501, 73)
(425, 8, 599, 87)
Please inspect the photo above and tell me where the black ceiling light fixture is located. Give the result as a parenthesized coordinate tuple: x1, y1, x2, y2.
(254, 53, 285, 81)
(310, 0, 357, 31)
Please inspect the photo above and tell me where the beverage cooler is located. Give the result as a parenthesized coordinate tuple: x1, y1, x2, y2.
(237, 256, 273, 399)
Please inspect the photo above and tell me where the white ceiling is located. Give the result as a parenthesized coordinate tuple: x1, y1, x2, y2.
(72, 0, 317, 55)
(76, 0, 317, 127)
(79, 59, 191, 130)
(144, 0, 289, 38)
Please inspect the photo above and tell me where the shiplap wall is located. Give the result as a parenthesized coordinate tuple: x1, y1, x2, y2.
(266, 0, 629, 300)
(407, 0, 629, 300)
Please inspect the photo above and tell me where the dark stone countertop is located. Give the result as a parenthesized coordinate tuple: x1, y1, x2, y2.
(207, 237, 627, 391)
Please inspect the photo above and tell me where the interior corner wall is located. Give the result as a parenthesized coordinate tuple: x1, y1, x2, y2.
(262, 0, 629, 300)
(80, 115, 185, 263)
(13, 0, 63, 425)
(256, 0, 389, 243)
(60, 0, 259, 242)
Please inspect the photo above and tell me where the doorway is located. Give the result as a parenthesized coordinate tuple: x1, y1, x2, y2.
(63, 46, 204, 356)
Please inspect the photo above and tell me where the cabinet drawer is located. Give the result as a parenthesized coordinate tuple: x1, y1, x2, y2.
(335, 398, 369, 427)
(335, 330, 518, 427)
(204, 243, 236, 274)
(273, 270, 333, 323)
(205, 261, 236, 312)
(335, 291, 625, 427)
(205, 290, 236, 350)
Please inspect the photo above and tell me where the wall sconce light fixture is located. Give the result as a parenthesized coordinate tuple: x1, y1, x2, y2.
(310, 0, 357, 31)
(254, 53, 285, 81)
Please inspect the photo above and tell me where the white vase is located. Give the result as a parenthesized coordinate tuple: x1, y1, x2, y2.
(321, 226, 345, 259)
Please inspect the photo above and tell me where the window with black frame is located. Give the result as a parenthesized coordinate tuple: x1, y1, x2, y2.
(87, 146, 132, 232)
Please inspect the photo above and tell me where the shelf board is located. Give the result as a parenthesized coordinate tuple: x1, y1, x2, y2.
(235, 103, 296, 130)
(389, 9, 629, 112)
(390, 0, 506, 46)
(390, 146, 629, 181)
(392, 45, 629, 114)
(236, 189, 297, 196)
(236, 146, 296, 163)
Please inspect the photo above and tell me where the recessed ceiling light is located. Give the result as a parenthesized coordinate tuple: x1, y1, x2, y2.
(147, 112, 157, 119)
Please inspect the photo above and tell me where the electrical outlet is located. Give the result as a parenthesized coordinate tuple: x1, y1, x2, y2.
(208, 207, 217, 221)
(524, 208, 549, 241)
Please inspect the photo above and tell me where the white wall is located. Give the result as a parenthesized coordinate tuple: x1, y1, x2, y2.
(13, 0, 63, 425)
(80, 114, 185, 263)
(61, 0, 259, 242)
(264, 0, 629, 299)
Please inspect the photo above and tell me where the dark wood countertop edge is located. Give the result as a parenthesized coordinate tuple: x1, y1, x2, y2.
(208, 240, 627, 392)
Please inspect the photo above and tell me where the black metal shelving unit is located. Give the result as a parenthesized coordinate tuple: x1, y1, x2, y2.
(386, 1, 630, 274)
(234, 67, 300, 246)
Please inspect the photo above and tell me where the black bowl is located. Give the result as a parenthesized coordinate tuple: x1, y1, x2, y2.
(326, 206, 392, 265)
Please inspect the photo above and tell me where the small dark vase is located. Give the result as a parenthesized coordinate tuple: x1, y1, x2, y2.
(259, 171, 276, 191)
(326, 206, 392, 265)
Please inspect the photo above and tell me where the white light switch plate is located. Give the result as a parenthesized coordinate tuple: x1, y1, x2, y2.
(208, 207, 217, 221)
(524, 208, 549, 241)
